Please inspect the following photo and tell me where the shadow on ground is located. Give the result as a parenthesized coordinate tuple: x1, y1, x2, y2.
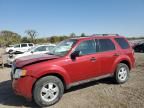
(0, 80, 37, 107)
(66, 77, 115, 93)
(0, 77, 115, 107)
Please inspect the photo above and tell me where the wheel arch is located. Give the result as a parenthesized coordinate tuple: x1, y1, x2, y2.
(119, 60, 131, 70)
(31, 72, 70, 101)
(32, 72, 67, 93)
(112, 57, 132, 75)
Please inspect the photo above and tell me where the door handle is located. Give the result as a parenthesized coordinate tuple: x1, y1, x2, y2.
(90, 57, 96, 62)
(113, 53, 119, 56)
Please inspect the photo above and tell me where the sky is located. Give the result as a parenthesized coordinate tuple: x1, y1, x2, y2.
(0, 0, 144, 37)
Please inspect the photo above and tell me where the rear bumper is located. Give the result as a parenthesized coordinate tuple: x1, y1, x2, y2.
(12, 76, 36, 100)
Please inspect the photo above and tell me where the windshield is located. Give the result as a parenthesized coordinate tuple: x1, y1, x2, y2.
(49, 39, 77, 56)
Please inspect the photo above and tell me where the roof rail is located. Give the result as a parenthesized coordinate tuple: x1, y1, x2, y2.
(92, 34, 119, 36)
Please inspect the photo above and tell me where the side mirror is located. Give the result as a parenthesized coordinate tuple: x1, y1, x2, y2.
(71, 51, 80, 60)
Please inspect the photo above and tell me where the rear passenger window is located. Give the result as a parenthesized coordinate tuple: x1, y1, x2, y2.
(99, 39, 115, 52)
(75, 40, 96, 55)
(115, 38, 130, 49)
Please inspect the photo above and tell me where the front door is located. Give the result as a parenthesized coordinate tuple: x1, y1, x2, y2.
(64, 39, 101, 83)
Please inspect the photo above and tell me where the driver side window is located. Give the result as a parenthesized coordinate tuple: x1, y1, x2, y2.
(75, 40, 96, 56)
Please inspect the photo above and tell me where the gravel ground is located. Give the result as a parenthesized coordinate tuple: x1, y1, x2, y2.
(0, 52, 144, 108)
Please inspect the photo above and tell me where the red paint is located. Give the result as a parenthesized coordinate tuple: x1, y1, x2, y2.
(12, 76, 36, 100)
(12, 35, 135, 100)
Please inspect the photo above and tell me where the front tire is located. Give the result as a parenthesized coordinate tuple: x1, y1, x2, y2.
(33, 76, 64, 107)
(114, 63, 129, 84)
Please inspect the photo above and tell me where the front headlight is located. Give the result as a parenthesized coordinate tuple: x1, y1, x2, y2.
(13, 69, 27, 79)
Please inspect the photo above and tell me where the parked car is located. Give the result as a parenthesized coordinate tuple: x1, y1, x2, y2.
(11, 35, 135, 107)
(133, 43, 144, 53)
(7, 44, 56, 65)
(6, 43, 34, 53)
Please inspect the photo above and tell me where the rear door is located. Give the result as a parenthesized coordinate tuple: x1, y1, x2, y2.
(97, 38, 119, 75)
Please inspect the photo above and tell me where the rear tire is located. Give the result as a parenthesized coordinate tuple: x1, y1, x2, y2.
(33, 76, 64, 107)
(114, 63, 129, 84)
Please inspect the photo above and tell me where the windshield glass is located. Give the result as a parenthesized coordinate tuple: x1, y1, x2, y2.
(50, 39, 77, 56)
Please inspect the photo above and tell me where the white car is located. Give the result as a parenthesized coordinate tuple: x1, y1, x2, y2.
(7, 44, 56, 65)
(6, 43, 34, 53)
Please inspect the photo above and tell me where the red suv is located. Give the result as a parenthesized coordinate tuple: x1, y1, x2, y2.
(11, 35, 135, 107)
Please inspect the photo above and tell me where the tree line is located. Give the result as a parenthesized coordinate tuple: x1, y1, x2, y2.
(0, 30, 144, 47)
(0, 30, 87, 47)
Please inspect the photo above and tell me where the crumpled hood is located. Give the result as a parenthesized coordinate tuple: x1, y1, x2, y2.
(15, 54, 60, 68)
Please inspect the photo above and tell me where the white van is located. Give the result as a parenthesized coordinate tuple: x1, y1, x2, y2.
(6, 43, 34, 53)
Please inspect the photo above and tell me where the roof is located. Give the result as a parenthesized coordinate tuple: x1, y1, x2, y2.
(71, 34, 125, 41)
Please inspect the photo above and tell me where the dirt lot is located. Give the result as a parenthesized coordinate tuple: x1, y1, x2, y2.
(0, 52, 144, 108)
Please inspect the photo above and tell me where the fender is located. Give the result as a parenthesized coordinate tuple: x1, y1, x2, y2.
(27, 64, 71, 85)
(111, 55, 132, 73)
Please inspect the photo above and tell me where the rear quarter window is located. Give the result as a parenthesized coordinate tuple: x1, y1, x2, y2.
(28, 43, 33, 46)
(115, 38, 130, 49)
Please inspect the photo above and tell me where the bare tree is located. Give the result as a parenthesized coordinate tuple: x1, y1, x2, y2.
(25, 30, 38, 43)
